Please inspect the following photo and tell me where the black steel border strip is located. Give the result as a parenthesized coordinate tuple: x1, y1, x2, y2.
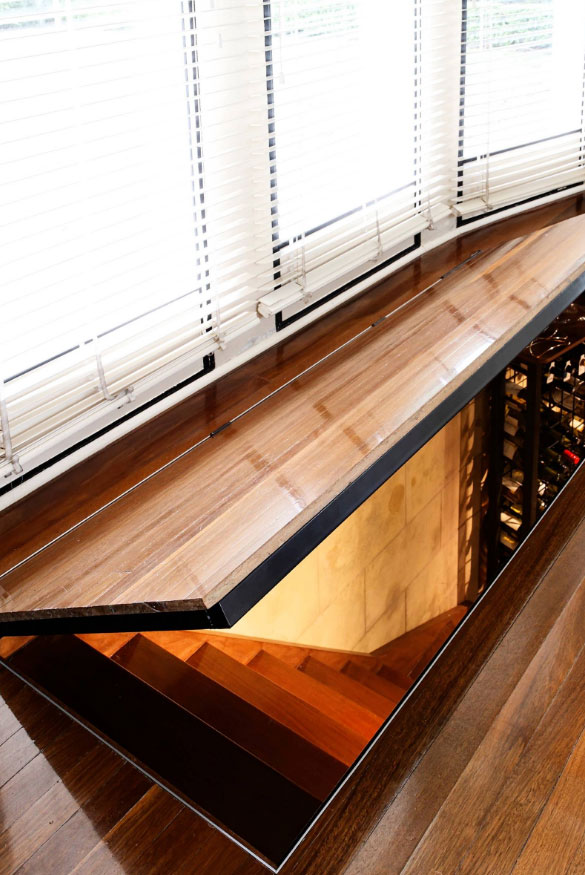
(2, 269, 585, 637)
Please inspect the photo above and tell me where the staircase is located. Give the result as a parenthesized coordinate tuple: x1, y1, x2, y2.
(0, 606, 466, 866)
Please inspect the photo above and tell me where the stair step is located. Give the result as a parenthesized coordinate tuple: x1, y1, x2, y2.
(7, 635, 320, 864)
(0, 636, 35, 658)
(188, 643, 365, 766)
(248, 650, 382, 742)
(193, 634, 262, 665)
(205, 635, 310, 669)
(407, 626, 458, 680)
(300, 656, 393, 720)
(376, 663, 414, 690)
(140, 630, 311, 669)
(372, 606, 467, 677)
(112, 633, 345, 801)
(342, 661, 406, 707)
(304, 649, 380, 672)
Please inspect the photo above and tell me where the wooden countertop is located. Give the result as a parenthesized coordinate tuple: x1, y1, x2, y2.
(1, 203, 585, 631)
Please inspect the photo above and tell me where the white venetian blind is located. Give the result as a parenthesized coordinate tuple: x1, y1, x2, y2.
(1, 0, 214, 473)
(456, 0, 585, 218)
(257, 0, 452, 317)
(2, 0, 585, 486)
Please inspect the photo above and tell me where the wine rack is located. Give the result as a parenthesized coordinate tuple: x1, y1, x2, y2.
(486, 300, 585, 581)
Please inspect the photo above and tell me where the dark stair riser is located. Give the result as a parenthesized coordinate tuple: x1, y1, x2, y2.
(113, 633, 346, 801)
(7, 635, 320, 865)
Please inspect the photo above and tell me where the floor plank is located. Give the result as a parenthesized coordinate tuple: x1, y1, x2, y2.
(512, 724, 585, 874)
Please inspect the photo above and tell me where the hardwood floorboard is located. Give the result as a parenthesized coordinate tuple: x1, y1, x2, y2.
(70, 787, 185, 875)
(2, 196, 580, 598)
(278, 459, 585, 874)
(341, 480, 585, 875)
(0, 727, 39, 788)
(511, 724, 585, 874)
(16, 761, 150, 875)
(0, 664, 265, 875)
(3, 457, 585, 871)
(401, 585, 585, 873)
(0, 741, 125, 874)
(131, 807, 256, 875)
(457, 639, 585, 873)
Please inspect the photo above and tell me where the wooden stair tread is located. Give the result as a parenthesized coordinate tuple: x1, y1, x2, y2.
(111, 633, 345, 801)
(407, 624, 461, 680)
(343, 660, 406, 706)
(188, 643, 365, 766)
(300, 656, 393, 720)
(376, 662, 414, 690)
(304, 649, 381, 672)
(248, 650, 382, 741)
(205, 635, 310, 668)
(373, 607, 467, 677)
(6, 635, 320, 864)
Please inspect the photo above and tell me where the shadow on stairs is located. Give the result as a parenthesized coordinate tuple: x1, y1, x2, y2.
(0, 605, 466, 868)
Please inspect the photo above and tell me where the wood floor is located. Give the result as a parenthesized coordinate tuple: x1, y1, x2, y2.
(2, 201, 585, 630)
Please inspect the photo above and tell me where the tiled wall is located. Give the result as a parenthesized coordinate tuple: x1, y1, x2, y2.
(232, 413, 462, 653)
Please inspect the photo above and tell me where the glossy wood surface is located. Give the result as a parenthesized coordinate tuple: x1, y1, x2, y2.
(374, 604, 467, 681)
(247, 649, 382, 743)
(278, 444, 585, 874)
(342, 661, 406, 705)
(1, 199, 585, 625)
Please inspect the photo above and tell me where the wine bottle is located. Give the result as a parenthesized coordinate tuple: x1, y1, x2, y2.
(500, 509, 522, 532)
(500, 530, 518, 552)
(563, 448, 581, 466)
(503, 436, 523, 463)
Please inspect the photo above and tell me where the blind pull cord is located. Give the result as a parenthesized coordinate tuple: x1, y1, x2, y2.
(0, 376, 22, 479)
